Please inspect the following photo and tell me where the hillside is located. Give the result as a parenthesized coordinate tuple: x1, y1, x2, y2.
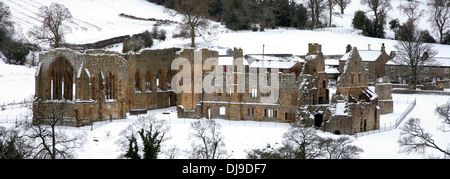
(3, 0, 182, 44)
(4, 0, 450, 56)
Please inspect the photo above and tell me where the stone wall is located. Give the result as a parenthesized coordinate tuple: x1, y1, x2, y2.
(35, 48, 183, 125)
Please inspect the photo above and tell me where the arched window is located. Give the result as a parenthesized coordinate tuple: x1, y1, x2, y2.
(48, 58, 74, 100)
(79, 69, 90, 100)
(135, 70, 142, 92)
(145, 70, 152, 92)
(106, 71, 117, 100)
(167, 70, 173, 90)
(156, 70, 162, 90)
(91, 75, 97, 101)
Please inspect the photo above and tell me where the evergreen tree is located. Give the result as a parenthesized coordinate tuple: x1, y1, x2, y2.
(138, 128, 165, 159)
(224, 0, 251, 30)
(124, 134, 141, 159)
(352, 10, 368, 30)
(274, 0, 293, 27)
(292, 3, 308, 29)
(361, 0, 391, 38)
(117, 114, 170, 159)
(210, 0, 224, 20)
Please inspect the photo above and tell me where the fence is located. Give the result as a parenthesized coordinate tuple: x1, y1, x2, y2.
(1, 98, 32, 109)
(355, 98, 417, 137)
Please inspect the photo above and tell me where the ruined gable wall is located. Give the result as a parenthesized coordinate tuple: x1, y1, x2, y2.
(176, 49, 219, 117)
(127, 48, 180, 110)
(336, 48, 369, 98)
(35, 49, 130, 125)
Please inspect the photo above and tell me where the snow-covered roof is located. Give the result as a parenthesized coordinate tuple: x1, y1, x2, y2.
(340, 50, 383, 62)
(325, 59, 340, 66)
(325, 66, 340, 74)
(35, 62, 42, 77)
(335, 102, 349, 116)
(386, 57, 450, 67)
(218, 56, 249, 66)
(246, 54, 304, 69)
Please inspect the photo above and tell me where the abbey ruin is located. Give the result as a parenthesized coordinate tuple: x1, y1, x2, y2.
(34, 43, 393, 135)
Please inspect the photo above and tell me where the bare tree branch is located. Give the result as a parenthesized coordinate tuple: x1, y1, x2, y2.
(28, 3, 72, 48)
(399, 118, 450, 157)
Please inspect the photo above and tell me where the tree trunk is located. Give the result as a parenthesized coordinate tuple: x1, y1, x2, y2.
(190, 25, 196, 48)
(329, 8, 332, 26)
(411, 65, 417, 89)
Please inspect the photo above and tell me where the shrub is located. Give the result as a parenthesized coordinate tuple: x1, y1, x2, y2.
(352, 11, 367, 30)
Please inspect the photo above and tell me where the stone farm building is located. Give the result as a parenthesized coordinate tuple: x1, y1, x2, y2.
(34, 43, 394, 135)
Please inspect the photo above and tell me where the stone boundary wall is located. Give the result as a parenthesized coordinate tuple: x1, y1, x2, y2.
(392, 88, 450, 96)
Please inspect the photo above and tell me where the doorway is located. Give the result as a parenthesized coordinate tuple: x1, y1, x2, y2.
(314, 114, 323, 127)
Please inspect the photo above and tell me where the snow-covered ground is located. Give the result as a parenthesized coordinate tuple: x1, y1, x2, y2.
(0, 59, 35, 106)
(0, 60, 448, 159)
(3, 0, 183, 44)
(1, 90, 448, 159)
(1, 0, 450, 158)
(4, 0, 450, 57)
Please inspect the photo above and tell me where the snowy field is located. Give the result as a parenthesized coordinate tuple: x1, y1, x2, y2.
(4, 0, 450, 57)
(0, 59, 448, 159)
(1, 0, 450, 158)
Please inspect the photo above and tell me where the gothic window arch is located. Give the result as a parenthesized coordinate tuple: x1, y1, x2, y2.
(78, 69, 91, 100)
(106, 71, 117, 100)
(48, 57, 74, 100)
(145, 70, 153, 92)
(91, 75, 98, 101)
(156, 69, 164, 90)
(135, 70, 142, 92)
(167, 70, 173, 90)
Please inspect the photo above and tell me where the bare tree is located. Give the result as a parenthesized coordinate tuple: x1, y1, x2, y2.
(336, 0, 351, 14)
(188, 119, 226, 159)
(393, 21, 438, 89)
(25, 102, 86, 159)
(428, 0, 450, 44)
(326, 0, 337, 26)
(28, 3, 72, 48)
(398, 0, 424, 25)
(282, 122, 324, 159)
(248, 122, 363, 159)
(361, 0, 392, 38)
(318, 136, 363, 159)
(169, 0, 212, 47)
(435, 100, 450, 128)
(399, 118, 450, 157)
(305, 0, 327, 29)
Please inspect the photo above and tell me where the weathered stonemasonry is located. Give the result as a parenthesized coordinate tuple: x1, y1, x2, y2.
(375, 76, 393, 114)
(176, 48, 301, 122)
(339, 44, 391, 83)
(34, 43, 390, 133)
(34, 48, 180, 126)
(297, 43, 332, 128)
(329, 47, 380, 134)
(298, 46, 381, 135)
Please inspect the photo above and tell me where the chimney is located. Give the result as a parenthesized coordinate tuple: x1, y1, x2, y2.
(308, 43, 322, 55)
(226, 49, 234, 56)
(346, 44, 352, 53)
(390, 51, 396, 58)
(381, 43, 386, 52)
